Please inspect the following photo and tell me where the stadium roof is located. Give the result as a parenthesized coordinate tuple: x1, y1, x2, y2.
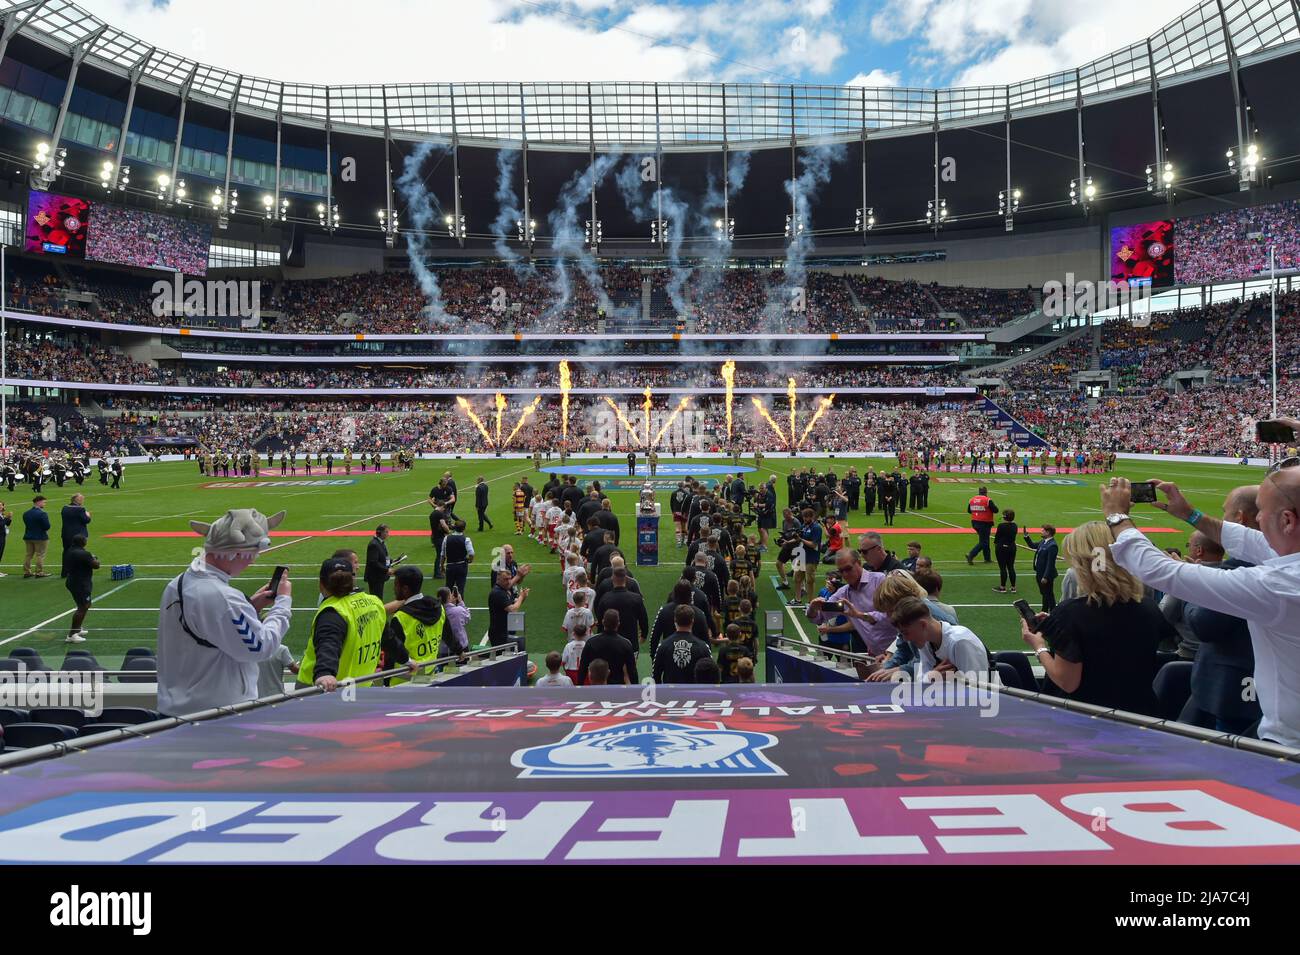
(4, 0, 1299, 146)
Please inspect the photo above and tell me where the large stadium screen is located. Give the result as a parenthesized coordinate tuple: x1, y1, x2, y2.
(1110, 219, 1174, 288)
(86, 203, 212, 276)
(24, 191, 90, 257)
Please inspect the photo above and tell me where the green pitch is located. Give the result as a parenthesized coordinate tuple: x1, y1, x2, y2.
(0, 455, 1267, 675)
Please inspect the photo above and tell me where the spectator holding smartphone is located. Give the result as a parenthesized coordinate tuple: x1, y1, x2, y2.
(438, 586, 471, 659)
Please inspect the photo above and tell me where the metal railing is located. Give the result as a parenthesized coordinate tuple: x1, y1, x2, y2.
(0, 644, 524, 768)
(3, 0, 1298, 144)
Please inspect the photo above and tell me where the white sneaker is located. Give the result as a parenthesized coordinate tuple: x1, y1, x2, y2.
(0, 571, 7, 577)
(65, 633, 87, 643)
(76, 629, 89, 638)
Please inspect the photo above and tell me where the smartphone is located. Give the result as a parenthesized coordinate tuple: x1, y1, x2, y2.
(1257, 420, 1296, 444)
(1130, 481, 1159, 504)
(821, 600, 845, 613)
(1013, 599, 1038, 629)
(268, 565, 288, 593)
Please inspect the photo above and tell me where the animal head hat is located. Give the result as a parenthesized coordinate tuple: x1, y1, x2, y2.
(191, 509, 285, 558)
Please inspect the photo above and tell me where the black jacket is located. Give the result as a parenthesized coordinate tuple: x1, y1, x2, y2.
(653, 631, 713, 684)
(650, 601, 710, 656)
(594, 574, 641, 603)
(60, 504, 91, 544)
(578, 630, 639, 685)
(475, 482, 489, 508)
(595, 509, 620, 543)
(594, 586, 649, 649)
(576, 498, 603, 528)
(365, 536, 390, 584)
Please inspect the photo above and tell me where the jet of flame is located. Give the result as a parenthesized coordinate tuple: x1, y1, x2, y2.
(751, 396, 789, 447)
(787, 377, 797, 451)
(653, 396, 691, 446)
(798, 393, 835, 447)
(503, 395, 543, 446)
(456, 396, 494, 447)
(603, 397, 640, 445)
(720, 360, 736, 441)
(643, 387, 653, 447)
(557, 360, 572, 449)
(494, 392, 507, 444)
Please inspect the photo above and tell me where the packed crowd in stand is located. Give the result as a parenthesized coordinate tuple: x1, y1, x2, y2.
(930, 284, 1035, 325)
(1176, 197, 1300, 285)
(5, 256, 1035, 335)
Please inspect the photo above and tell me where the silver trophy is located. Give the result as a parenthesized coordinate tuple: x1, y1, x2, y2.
(638, 481, 657, 514)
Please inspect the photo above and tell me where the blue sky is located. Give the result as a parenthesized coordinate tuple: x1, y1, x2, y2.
(95, 0, 1195, 88)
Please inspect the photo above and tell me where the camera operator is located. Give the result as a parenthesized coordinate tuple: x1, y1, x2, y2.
(773, 507, 801, 591)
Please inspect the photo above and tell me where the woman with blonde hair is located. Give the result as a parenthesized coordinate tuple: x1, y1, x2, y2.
(865, 569, 960, 681)
(1020, 521, 1174, 714)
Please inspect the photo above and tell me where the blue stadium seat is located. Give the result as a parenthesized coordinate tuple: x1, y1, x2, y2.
(993, 651, 1037, 692)
(117, 657, 157, 684)
(59, 656, 105, 673)
(994, 661, 1025, 690)
(1153, 661, 1194, 722)
(91, 707, 161, 726)
(3, 722, 79, 748)
(0, 707, 30, 727)
(3, 652, 49, 671)
(8, 648, 42, 660)
(63, 649, 94, 658)
(28, 707, 86, 729)
(122, 647, 155, 661)
(77, 723, 131, 738)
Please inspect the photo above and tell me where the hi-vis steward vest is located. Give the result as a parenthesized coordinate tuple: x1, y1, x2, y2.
(388, 606, 446, 686)
(300, 590, 387, 684)
(969, 495, 994, 522)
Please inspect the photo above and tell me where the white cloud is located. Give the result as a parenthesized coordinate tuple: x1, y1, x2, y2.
(872, 0, 1194, 86)
(845, 68, 901, 87)
(76, 0, 856, 86)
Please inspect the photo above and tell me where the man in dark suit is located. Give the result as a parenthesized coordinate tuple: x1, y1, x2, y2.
(0, 499, 11, 577)
(474, 476, 493, 532)
(594, 567, 649, 655)
(1024, 524, 1059, 612)
(626, 450, 637, 476)
(595, 498, 620, 545)
(60, 492, 92, 579)
(365, 524, 393, 599)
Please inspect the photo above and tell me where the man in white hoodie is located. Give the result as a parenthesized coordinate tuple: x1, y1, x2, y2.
(156, 508, 293, 716)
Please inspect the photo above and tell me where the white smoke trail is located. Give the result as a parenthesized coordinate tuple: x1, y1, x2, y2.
(396, 140, 453, 326)
(545, 150, 622, 321)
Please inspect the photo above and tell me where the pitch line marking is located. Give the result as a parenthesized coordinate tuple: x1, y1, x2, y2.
(0, 579, 137, 647)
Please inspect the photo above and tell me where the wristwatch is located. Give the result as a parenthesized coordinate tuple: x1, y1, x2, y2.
(1105, 513, 1132, 527)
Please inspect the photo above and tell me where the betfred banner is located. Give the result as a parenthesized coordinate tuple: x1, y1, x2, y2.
(2, 683, 1300, 864)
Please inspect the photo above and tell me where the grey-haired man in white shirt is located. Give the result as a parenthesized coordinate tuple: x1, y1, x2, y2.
(1100, 449, 1300, 748)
